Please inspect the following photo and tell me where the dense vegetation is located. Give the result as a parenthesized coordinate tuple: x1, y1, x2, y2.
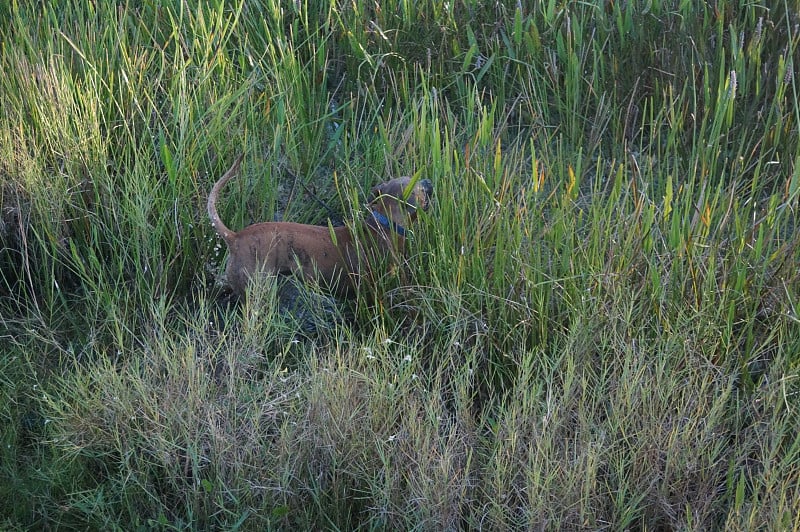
(2, 0, 799, 529)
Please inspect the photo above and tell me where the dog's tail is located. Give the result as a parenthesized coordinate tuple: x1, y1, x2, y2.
(207, 153, 244, 244)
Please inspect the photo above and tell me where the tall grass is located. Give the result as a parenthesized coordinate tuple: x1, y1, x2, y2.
(2, 0, 799, 529)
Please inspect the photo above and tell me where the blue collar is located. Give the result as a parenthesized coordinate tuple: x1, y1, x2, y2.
(371, 210, 407, 237)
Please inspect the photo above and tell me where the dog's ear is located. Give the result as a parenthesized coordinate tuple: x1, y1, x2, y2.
(368, 183, 383, 203)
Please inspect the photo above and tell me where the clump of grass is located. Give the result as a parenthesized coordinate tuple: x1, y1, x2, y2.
(2, 0, 800, 529)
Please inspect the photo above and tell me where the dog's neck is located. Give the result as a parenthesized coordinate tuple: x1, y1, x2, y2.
(368, 209, 408, 237)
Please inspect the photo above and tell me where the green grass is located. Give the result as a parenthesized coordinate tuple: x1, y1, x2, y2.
(2, 0, 800, 529)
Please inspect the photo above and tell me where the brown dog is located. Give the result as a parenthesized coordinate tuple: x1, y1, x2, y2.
(207, 154, 433, 295)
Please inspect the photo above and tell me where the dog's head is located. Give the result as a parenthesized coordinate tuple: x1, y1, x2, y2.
(368, 176, 433, 236)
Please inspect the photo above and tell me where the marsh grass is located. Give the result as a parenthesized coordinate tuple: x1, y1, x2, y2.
(2, 0, 800, 529)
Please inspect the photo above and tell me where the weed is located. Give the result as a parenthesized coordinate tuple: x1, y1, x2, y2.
(2, 0, 799, 529)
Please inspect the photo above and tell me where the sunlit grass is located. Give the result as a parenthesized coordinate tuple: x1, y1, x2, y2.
(2, 0, 799, 529)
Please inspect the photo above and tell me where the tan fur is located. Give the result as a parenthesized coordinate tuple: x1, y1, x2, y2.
(207, 154, 432, 295)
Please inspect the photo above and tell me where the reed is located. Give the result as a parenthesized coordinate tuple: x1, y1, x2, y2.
(2, 0, 798, 529)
